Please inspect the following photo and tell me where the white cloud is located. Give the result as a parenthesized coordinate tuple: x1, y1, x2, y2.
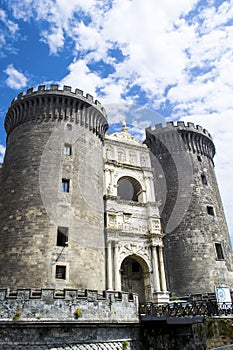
(8, 0, 97, 53)
(60, 60, 102, 97)
(0, 144, 5, 163)
(55, 0, 95, 18)
(73, 22, 104, 53)
(0, 9, 7, 22)
(0, 8, 19, 54)
(9, 0, 51, 20)
(4, 64, 28, 89)
(5, 0, 231, 97)
(41, 26, 64, 54)
(35, 0, 197, 103)
(0, 9, 19, 35)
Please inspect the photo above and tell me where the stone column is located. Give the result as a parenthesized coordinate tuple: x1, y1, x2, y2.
(149, 175, 156, 202)
(109, 169, 114, 195)
(145, 174, 155, 202)
(104, 168, 110, 194)
(158, 246, 167, 292)
(114, 243, 121, 291)
(105, 169, 114, 195)
(151, 245, 161, 291)
(107, 241, 113, 290)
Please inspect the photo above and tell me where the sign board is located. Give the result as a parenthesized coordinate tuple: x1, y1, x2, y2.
(215, 286, 232, 309)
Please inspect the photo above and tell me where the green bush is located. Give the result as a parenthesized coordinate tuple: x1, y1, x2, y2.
(74, 308, 82, 319)
(122, 340, 129, 350)
(13, 308, 21, 321)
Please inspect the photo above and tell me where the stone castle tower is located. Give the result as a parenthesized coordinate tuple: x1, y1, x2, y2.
(145, 122, 233, 296)
(0, 85, 232, 301)
(0, 85, 108, 291)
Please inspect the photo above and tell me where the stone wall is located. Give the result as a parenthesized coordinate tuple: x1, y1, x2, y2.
(0, 322, 141, 350)
(1, 289, 233, 350)
(0, 288, 141, 349)
(141, 317, 233, 350)
(0, 289, 139, 322)
(141, 321, 206, 350)
(206, 318, 233, 349)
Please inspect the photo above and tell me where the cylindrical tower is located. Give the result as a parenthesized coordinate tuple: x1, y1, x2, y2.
(145, 121, 233, 296)
(0, 85, 108, 290)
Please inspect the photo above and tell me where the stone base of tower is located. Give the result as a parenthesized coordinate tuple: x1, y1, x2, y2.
(153, 291, 170, 304)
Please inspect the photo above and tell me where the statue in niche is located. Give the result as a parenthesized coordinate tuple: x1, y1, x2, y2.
(106, 147, 113, 160)
(140, 155, 147, 167)
(118, 150, 125, 162)
(129, 152, 136, 164)
(107, 184, 114, 195)
(108, 214, 117, 227)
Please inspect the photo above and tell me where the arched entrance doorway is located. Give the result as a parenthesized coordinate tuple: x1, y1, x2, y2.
(120, 256, 150, 302)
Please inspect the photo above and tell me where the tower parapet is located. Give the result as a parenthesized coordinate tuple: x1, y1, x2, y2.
(5, 85, 108, 140)
(146, 121, 215, 161)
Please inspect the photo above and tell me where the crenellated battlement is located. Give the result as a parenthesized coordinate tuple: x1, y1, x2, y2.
(0, 289, 138, 322)
(10, 85, 106, 112)
(0, 288, 135, 301)
(147, 121, 212, 139)
(5, 85, 108, 140)
(145, 120, 215, 160)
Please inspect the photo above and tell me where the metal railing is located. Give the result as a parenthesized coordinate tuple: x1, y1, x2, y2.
(139, 301, 233, 318)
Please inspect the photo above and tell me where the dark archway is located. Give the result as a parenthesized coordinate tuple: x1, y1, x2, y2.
(117, 176, 143, 202)
(121, 256, 149, 302)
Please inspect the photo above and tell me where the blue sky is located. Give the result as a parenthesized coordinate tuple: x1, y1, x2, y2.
(0, 0, 233, 239)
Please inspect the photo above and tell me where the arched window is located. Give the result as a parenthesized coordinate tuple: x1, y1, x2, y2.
(117, 176, 143, 202)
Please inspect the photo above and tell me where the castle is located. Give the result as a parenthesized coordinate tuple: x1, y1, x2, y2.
(0, 85, 233, 348)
